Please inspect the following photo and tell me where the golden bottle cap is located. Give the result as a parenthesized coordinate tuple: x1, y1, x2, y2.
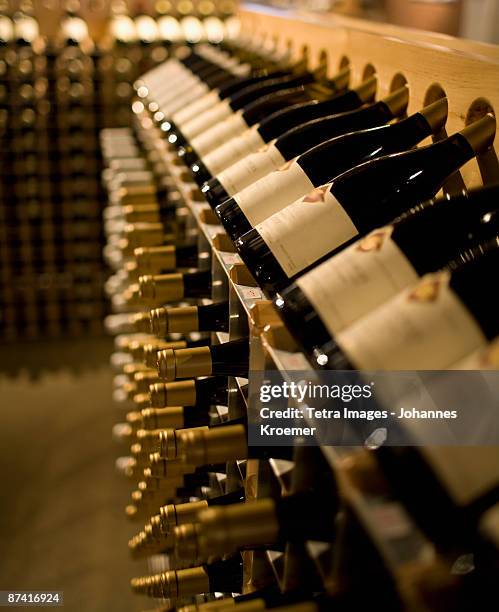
(141, 406, 185, 430)
(382, 85, 409, 117)
(174, 523, 201, 561)
(130, 566, 210, 599)
(419, 97, 448, 133)
(144, 340, 187, 368)
(158, 346, 212, 381)
(123, 203, 160, 223)
(125, 223, 165, 250)
(356, 75, 377, 103)
(148, 456, 188, 478)
(135, 245, 176, 274)
(460, 113, 496, 153)
(149, 307, 169, 338)
(131, 311, 151, 333)
(180, 424, 248, 467)
(134, 370, 161, 393)
(133, 392, 150, 409)
(124, 260, 140, 282)
(135, 429, 162, 452)
(128, 337, 155, 362)
(149, 379, 197, 407)
(153, 305, 199, 337)
(178, 499, 279, 559)
(160, 426, 208, 460)
(123, 362, 151, 378)
(139, 273, 185, 304)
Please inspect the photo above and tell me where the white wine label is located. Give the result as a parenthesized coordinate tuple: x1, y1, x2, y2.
(234, 159, 314, 226)
(173, 90, 221, 127)
(155, 75, 201, 106)
(181, 99, 234, 140)
(420, 446, 499, 506)
(163, 82, 211, 116)
(217, 142, 286, 196)
(453, 337, 499, 370)
(296, 226, 419, 335)
(337, 270, 487, 370)
(193, 111, 250, 157)
(202, 126, 266, 176)
(257, 186, 358, 277)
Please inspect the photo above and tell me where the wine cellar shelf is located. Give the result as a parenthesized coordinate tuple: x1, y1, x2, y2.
(106, 4, 499, 611)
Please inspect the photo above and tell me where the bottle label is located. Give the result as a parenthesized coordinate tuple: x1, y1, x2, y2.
(193, 111, 250, 157)
(202, 126, 266, 176)
(235, 159, 315, 226)
(453, 337, 499, 370)
(257, 186, 358, 277)
(163, 81, 210, 116)
(173, 90, 221, 127)
(217, 142, 286, 196)
(420, 446, 499, 506)
(181, 99, 233, 140)
(296, 226, 419, 335)
(337, 270, 487, 370)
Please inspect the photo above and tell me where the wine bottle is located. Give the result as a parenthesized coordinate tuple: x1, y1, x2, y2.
(173, 71, 318, 149)
(140, 405, 212, 430)
(235, 114, 496, 295)
(327, 237, 499, 371)
(175, 490, 337, 561)
(375, 443, 499, 552)
(150, 300, 230, 337)
(130, 489, 245, 557)
(217, 94, 444, 241)
(189, 74, 372, 186)
(143, 338, 210, 368)
(179, 423, 293, 467)
(130, 555, 243, 599)
(203, 83, 408, 209)
(157, 337, 249, 380)
(177, 83, 320, 167)
(169, 67, 292, 129)
(149, 376, 228, 408)
(275, 185, 499, 360)
(139, 269, 212, 304)
(134, 244, 199, 274)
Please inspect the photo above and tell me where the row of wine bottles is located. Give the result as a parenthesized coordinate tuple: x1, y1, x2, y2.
(101, 100, 499, 612)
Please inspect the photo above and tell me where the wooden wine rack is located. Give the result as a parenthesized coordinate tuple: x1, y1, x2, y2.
(121, 5, 499, 608)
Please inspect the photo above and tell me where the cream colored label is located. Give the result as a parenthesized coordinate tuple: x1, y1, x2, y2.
(234, 159, 314, 226)
(337, 270, 487, 370)
(296, 226, 419, 335)
(155, 75, 202, 108)
(202, 126, 266, 176)
(181, 99, 233, 140)
(217, 142, 285, 196)
(454, 338, 499, 370)
(257, 186, 358, 277)
(420, 447, 499, 506)
(173, 90, 221, 126)
(162, 81, 210, 116)
(193, 111, 250, 157)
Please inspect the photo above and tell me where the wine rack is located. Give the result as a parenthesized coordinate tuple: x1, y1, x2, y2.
(0, 3, 237, 342)
(103, 4, 499, 611)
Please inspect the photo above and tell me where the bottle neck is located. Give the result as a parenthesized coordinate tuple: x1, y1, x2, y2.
(333, 134, 478, 234)
(276, 101, 392, 159)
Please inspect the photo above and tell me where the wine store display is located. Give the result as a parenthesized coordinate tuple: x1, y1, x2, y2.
(98, 4, 499, 612)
